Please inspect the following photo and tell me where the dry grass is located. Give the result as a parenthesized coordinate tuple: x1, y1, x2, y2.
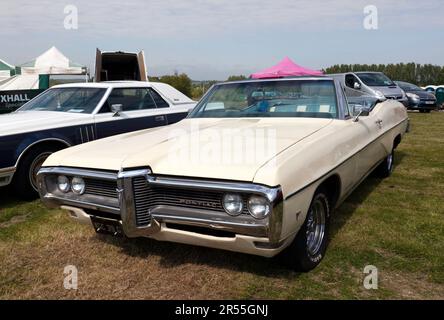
(0, 111, 443, 299)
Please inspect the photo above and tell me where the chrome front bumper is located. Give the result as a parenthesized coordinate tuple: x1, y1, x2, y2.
(0, 167, 16, 187)
(38, 167, 285, 252)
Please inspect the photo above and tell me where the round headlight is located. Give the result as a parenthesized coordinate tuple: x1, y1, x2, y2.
(57, 175, 70, 193)
(71, 177, 85, 195)
(248, 196, 271, 219)
(222, 194, 243, 216)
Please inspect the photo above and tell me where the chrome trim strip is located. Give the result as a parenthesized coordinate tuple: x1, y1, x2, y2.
(117, 169, 151, 179)
(38, 167, 118, 181)
(146, 175, 281, 202)
(43, 194, 120, 214)
(0, 166, 16, 174)
(14, 138, 71, 169)
(157, 214, 268, 238)
(0, 166, 16, 187)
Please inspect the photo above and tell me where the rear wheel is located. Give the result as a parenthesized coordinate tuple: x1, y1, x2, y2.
(12, 145, 62, 199)
(281, 190, 330, 272)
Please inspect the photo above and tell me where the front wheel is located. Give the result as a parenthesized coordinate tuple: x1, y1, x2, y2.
(376, 148, 394, 178)
(281, 190, 330, 272)
(12, 145, 61, 199)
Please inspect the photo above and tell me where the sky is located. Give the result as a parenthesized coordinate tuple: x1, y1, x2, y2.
(1, 0, 443, 80)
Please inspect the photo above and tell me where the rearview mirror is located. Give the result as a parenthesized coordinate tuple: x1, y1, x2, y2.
(111, 104, 123, 117)
(354, 82, 361, 90)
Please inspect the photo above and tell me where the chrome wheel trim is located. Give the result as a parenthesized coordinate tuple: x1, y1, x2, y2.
(306, 198, 326, 256)
(29, 152, 52, 191)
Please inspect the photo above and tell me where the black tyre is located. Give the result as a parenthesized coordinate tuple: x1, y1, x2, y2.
(425, 109, 432, 113)
(376, 148, 394, 178)
(12, 145, 61, 199)
(281, 189, 331, 272)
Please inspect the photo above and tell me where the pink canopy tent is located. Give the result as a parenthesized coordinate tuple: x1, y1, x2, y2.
(250, 57, 324, 79)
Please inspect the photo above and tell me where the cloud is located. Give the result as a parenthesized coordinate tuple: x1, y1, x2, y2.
(1, 0, 442, 37)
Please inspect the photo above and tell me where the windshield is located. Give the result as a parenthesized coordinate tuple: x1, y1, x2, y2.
(190, 80, 338, 119)
(396, 81, 422, 91)
(19, 87, 107, 114)
(357, 73, 395, 87)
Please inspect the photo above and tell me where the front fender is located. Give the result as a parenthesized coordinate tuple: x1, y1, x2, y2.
(0, 130, 73, 169)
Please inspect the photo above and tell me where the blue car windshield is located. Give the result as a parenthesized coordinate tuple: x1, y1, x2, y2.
(189, 80, 338, 119)
(19, 87, 107, 114)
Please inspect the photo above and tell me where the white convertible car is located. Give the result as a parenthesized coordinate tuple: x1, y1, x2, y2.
(37, 77, 408, 271)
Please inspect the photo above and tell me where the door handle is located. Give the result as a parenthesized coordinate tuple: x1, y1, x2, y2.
(375, 119, 383, 128)
(155, 115, 165, 122)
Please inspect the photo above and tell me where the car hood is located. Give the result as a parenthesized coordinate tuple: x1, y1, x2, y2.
(0, 111, 92, 137)
(44, 117, 333, 182)
(371, 86, 404, 97)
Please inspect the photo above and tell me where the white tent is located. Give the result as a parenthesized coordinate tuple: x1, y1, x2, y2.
(0, 58, 15, 81)
(0, 75, 39, 90)
(20, 46, 87, 75)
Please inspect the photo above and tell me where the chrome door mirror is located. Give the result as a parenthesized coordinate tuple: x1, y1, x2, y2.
(353, 82, 361, 90)
(352, 104, 370, 122)
(111, 104, 123, 117)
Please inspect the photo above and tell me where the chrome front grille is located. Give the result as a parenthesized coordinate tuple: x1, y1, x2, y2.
(84, 178, 118, 199)
(132, 176, 250, 226)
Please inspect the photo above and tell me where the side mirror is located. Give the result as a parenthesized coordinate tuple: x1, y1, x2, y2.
(353, 82, 361, 90)
(111, 104, 123, 117)
(352, 104, 370, 122)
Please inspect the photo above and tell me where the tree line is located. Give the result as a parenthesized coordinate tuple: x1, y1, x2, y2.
(150, 63, 444, 99)
(324, 63, 444, 86)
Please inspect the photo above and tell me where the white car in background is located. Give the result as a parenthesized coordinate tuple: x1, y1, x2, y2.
(0, 81, 195, 198)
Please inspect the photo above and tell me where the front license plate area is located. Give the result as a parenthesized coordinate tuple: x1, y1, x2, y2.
(91, 216, 123, 237)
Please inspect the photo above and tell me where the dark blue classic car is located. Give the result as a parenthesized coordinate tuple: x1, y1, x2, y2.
(0, 81, 195, 198)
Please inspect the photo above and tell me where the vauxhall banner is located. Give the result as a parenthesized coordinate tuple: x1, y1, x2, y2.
(0, 89, 45, 114)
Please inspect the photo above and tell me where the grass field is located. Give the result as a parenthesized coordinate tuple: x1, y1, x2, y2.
(0, 112, 443, 299)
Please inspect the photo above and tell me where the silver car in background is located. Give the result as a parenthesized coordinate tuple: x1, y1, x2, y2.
(330, 72, 408, 106)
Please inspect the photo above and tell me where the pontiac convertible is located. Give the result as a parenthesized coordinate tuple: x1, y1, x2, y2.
(37, 77, 409, 270)
(0, 81, 195, 198)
